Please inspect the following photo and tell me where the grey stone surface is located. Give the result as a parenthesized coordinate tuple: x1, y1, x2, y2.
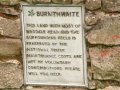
(98, 86, 120, 90)
(96, 81, 120, 90)
(0, 0, 20, 5)
(102, 0, 120, 12)
(52, 0, 71, 4)
(0, 17, 20, 38)
(0, 7, 19, 15)
(85, 12, 98, 25)
(0, 59, 21, 65)
(85, 0, 101, 10)
(86, 17, 120, 45)
(0, 38, 21, 56)
(89, 46, 120, 82)
(0, 62, 23, 88)
(88, 80, 96, 89)
(72, 0, 85, 4)
(26, 0, 51, 4)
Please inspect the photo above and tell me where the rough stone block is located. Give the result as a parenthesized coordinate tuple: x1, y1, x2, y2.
(0, 6, 19, 15)
(0, 59, 21, 65)
(26, 0, 51, 4)
(85, 0, 101, 10)
(85, 12, 98, 25)
(0, 38, 21, 56)
(102, 0, 120, 12)
(96, 81, 120, 90)
(98, 86, 120, 90)
(88, 80, 96, 89)
(52, 0, 71, 4)
(0, 17, 20, 38)
(0, 0, 20, 5)
(0, 62, 23, 88)
(89, 46, 120, 82)
(86, 17, 120, 45)
(72, 0, 85, 4)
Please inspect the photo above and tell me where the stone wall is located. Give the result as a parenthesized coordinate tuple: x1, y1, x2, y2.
(0, 0, 120, 90)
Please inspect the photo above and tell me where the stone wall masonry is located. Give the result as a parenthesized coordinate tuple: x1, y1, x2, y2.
(85, 0, 101, 10)
(0, 17, 20, 38)
(89, 46, 120, 82)
(26, 0, 51, 4)
(86, 17, 120, 45)
(102, 0, 120, 12)
(0, 38, 21, 56)
(0, 0, 20, 5)
(0, 62, 23, 88)
(0, 0, 120, 90)
(52, 0, 72, 4)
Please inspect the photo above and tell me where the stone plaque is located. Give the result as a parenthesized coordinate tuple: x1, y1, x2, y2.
(21, 5, 87, 86)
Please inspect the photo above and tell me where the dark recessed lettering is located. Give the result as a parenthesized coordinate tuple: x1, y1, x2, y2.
(36, 11, 80, 17)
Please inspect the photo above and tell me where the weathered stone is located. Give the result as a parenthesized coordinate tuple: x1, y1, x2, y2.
(85, 0, 101, 10)
(0, 7, 19, 15)
(98, 86, 120, 90)
(1, 89, 21, 90)
(88, 67, 93, 80)
(26, 0, 51, 4)
(102, 0, 120, 12)
(96, 81, 105, 89)
(84, 24, 93, 30)
(52, 0, 71, 4)
(94, 11, 111, 21)
(0, 62, 23, 88)
(72, 0, 85, 4)
(88, 80, 96, 89)
(85, 12, 98, 25)
(96, 81, 120, 90)
(94, 10, 120, 21)
(0, 38, 21, 56)
(2, 59, 21, 65)
(0, 17, 20, 38)
(86, 17, 120, 45)
(89, 46, 120, 82)
(0, 0, 20, 5)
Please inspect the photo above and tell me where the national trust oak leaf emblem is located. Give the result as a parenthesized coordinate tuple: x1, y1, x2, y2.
(28, 10, 35, 16)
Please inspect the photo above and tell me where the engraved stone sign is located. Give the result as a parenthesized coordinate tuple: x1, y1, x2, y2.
(21, 5, 87, 86)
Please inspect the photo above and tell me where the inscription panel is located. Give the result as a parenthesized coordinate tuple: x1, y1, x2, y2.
(21, 5, 87, 86)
